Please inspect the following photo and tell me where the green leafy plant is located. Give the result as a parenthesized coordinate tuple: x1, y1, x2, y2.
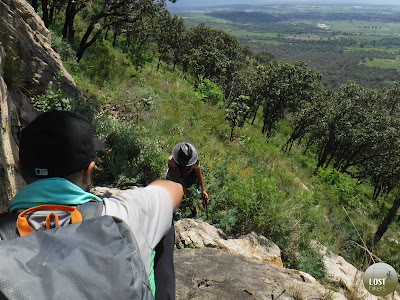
(298, 248, 326, 281)
(194, 76, 224, 105)
(30, 73, 72, 113)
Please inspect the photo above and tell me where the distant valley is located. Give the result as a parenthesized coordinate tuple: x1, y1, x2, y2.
(169, 1, 400, 89)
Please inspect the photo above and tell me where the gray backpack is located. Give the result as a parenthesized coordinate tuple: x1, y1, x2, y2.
(0, 203, 154, 300)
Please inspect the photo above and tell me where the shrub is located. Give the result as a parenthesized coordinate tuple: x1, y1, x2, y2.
(2, 40, 25, 87)
(314, 167, 360, 208)
(30, 73, 72, 113)
(130, 137, 166, 185)
(194, 76, 224, 105)
(298, 248, 326, 281)
(50, 31, 78, 69)
(94, 117, 165, 185)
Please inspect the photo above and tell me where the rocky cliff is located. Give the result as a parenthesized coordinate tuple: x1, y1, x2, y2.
(0, 0, 77, 209)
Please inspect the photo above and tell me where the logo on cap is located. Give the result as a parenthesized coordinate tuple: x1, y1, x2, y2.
(35, 168, 49, 176)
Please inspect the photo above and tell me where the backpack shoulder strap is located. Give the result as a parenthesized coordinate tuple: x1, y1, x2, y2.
(0, 201, 104, 240)
(76, 201, 104, 220)
(0, 213, 19, 240)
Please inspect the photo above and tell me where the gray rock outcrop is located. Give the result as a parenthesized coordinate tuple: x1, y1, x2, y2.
(175, 218, 283, 267)
(0, 0, 77, 208)
(174, 219, 346, 299)
(174, 218, 400, 299)
(174, 248, 347, 300)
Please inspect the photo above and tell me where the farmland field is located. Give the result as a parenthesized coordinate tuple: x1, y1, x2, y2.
(169, 3, 400, 89)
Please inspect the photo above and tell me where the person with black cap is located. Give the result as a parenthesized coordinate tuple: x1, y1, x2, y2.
(5, 110, 183, 298)
(166, 142, 208, 202)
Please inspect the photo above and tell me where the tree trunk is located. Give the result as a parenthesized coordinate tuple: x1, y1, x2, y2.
(112, 30, 118, 47)
(41, 0, 49, 28)
(49, 6, 54, 24)
(76, 24, 103, 62)
(105, 27, 109, 41)
(373, 197, 400, 245)
(62, 0, 73, 39)
(230, 125, 235, 142)
(157, 57, 161, 70)
(251, 113, 256, 125)
(62, 0, 80, 42)
(31, 0, 38, 11)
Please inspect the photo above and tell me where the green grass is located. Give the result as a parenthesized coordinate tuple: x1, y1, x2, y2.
(361, 56, 400, 70)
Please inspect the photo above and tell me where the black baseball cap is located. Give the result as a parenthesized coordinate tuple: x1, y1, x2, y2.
(172, 142, 198, 166)
(19, 110, 104, 179)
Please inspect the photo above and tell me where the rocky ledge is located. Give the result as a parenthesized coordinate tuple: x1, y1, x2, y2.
(174, 218, 400, 300)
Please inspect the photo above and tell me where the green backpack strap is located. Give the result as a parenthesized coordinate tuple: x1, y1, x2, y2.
(0, 201, 103, 240)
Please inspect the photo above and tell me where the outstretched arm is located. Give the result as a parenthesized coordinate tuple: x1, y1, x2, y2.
(149, 180, 184, 211)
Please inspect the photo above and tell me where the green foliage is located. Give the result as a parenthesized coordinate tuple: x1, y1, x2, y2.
(94, 117, 140, 184)
(50, 32, 78, 69)
(288, 81, 400, 201)
(194, 76, 223, 105)
(30, 73, 72, 113)
(249, 60, 322, 136)
(130, 136, 165, 185)
(156, 12, 186, 68)
(74, 0, 170, 61)
(182, 24, 244, 93)
(186, 6, 400, 90)
(315, 167, 360, 207)
(77, 41, 123, 85)
(94, 117, 164, 186)
(122, 40, 153, 70)
(298, 248, 326, 281)
(49, 9, 400, 277)
(2, 39, 26, 87)
(225, 95, 250, 141)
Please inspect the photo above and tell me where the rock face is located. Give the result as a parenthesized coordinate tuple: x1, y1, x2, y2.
(175, 218, 283, 267)
(174, 248, 347, 300)
(315, 242, 400, 300)
(174, 218, 400, 300)
(174, 219, 345, 299)
(0, 0, 77, 209)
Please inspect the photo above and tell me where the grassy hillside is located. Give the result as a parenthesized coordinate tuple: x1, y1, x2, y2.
(49, 26, 399, 283)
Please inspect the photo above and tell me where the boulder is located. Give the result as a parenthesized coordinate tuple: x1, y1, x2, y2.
(175, 248, 347, 300)
(175, 218, 283, 267)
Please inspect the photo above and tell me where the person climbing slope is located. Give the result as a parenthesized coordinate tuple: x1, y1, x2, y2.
(154, 142, 209, 300)
(166, 142, 208, 203)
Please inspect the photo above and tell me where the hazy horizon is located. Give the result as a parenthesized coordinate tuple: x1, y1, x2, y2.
(167, 0, 400, 8)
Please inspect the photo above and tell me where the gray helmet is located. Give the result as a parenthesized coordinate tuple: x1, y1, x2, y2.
(172, 142, 198, 166)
